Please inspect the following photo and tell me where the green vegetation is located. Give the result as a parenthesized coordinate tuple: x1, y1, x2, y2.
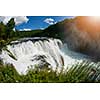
(0, 61, 100, 83)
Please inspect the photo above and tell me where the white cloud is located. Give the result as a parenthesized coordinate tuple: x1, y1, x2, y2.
(0, 16, 29, 25)
(40, 28, 44, 30)
(14, 16, 29, 25)
(44, 18, 56, 25)
(19, 28, 32, 31)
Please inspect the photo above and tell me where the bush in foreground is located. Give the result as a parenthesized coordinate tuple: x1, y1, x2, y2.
(0, 61, 100, 83)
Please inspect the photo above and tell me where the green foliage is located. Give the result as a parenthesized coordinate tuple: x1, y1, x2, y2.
(0, 18, 15, 40)
(0, 61, 100, 83)
(6, 18, 15, 38)
(16, 30, 43, 38)
(0, 22, 6, 40)
(0, 64, 21, 83)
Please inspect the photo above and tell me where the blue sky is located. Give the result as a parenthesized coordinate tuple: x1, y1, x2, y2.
(15, 16, 74, 31)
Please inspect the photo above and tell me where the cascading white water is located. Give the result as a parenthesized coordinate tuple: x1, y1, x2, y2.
(0, 38, 88, 74)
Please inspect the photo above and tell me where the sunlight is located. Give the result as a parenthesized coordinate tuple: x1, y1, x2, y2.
(89, 16, 100, 22)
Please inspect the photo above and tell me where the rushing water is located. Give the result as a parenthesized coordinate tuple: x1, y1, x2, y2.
(0, 38, 89, 74)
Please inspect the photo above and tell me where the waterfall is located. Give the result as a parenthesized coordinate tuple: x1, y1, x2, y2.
(0, 38, 88, 74)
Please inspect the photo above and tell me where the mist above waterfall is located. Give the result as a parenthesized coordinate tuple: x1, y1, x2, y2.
(0, 37, 89, 74)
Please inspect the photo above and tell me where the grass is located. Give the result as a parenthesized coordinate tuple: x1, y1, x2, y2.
(0, 61, 100, 83)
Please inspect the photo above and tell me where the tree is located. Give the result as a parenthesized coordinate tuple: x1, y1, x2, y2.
(6, 18, 15, 38)
(0, 22, 6, 40)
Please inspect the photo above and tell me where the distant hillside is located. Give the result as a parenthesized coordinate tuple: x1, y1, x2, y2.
(16, 29, 43, 38)
(42, 16, 100, 60)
